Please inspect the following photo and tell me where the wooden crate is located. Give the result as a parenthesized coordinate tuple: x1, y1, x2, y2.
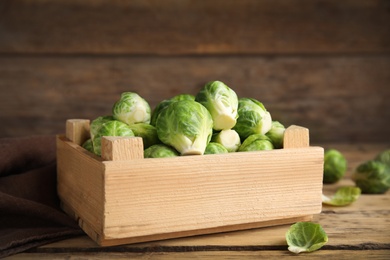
(57, 119, 324, 246)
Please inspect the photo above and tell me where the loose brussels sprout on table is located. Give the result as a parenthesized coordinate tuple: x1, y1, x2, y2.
(156, 100, 213, 155)
(285, 222, 328, 254)
(150, 94, 195, 126)
(204, 142, 229, 155)
(112, 92, 151, 125)
(375, 149, 390, 165)
(323, 149, 347, 184)
(144, 144, 179, 158)
(211, 129, 241, 152)
(233, 98, 272, 141)
(352, 160, 390, 194)
(195, 81, 238, 131)
(238, 134, 274, 152)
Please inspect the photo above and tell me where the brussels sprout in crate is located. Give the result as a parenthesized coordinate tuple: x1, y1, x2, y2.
(323, 149, 347, 184)
(211, 129, 241, 152)
(82, 138, 94, 153)
(155, 100, 213, 155)
(112, 92, 151, 125)
(265, 121, 286, 149)
(238, 134, 274, 152)
(144, 144, 179, 158)
(195, 81, 238, 131)
(91, 118, 135, 156)
(233, 98, 272, 141)
(127, 123, 159, 149)
(204, 142, 229, 155)
(150, 94, 195, 126)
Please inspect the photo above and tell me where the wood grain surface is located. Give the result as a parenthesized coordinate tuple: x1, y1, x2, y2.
(0, 56, 389, 142)
(0, 0, 389, 143)
(1, 0, 389, 54)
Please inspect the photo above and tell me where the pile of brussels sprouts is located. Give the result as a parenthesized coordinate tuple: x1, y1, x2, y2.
(323, 148, 390, 194)
(82, 80, 286, 158)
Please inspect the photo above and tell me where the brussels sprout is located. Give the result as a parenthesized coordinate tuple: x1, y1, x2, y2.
(285, 222, 328, 254)
(211, 129, 241, 152)
(375, 149, 390, 166)
(322, 186, 361, 206)
(90, 115, 115, 141)
(204, 142, 229, 155)
(265, 121, 285, 149)
(233, 98, 272, 141)
(112, 92, 151, 125)
(238, 134, 273, 152)
(195, 81, 238, 131)
(352, 160, 390, 194)
(82, 138, 94, 153)
(127, 123, 159, 149)
(92, 119, 135, 156)
(150, 94, 195, 126)
(323, 149, 347, 184)
(156, 100, 213, 155)
(144, 144, 179, 158)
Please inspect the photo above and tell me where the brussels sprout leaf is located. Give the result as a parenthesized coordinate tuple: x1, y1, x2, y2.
(286, 222, 328, 254)
(322, 186, 361, 206)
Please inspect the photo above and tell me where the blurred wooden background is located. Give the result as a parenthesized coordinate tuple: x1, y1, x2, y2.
(0, 0, 389, 143)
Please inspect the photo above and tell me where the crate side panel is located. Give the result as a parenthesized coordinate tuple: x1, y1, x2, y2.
(102, 147, 324, 239)
(57, 136, 105, 234)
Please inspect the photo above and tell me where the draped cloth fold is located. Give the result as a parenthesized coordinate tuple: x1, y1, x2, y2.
(0, 135, 83, 258)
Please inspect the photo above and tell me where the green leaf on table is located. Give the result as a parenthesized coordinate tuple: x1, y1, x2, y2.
(322, 186, 361, 206)
(285, 222, 328, 254)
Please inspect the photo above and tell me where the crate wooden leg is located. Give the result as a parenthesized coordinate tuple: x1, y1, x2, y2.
(66, 119, 90, 146)
(101, 136, 144, 161)
(283, 125, 309, 148)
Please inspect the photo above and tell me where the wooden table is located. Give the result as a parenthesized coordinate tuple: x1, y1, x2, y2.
(5, 143, 390, 259)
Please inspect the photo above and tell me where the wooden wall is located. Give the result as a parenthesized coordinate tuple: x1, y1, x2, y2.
(0, 0, 389, 143)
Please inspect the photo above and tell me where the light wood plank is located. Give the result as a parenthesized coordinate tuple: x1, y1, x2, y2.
(101, 136, 144, 161)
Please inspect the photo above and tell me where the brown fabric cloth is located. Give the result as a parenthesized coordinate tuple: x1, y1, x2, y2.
(0, 135, 84, 258)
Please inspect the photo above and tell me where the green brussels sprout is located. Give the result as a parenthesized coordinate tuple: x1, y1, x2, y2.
(352, 160, 390, 194)
(233, 98, 272, 141)
(92, 119, 135, 156)
(144, 144, 179, 158)
(323, 149, 347, 184)
(265, 121, 285, 149)
(82, 138, 94, 153)
(195, 81, 238, 131)
(90, 115, 114, 141)
(112, 92, 151, 125)
(211, 129, 241, 152)
(156, 100, 213, 155)
(204, 142, 229, 155)
(375, 149, 390, 166)
(285, 222, 328, 254)
(127, 123, 159, 149)
(238, 134, 274, 152)
(150, 94, 195, 126)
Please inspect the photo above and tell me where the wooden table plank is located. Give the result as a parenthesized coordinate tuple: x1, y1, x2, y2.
(5, 250, 390, 260)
